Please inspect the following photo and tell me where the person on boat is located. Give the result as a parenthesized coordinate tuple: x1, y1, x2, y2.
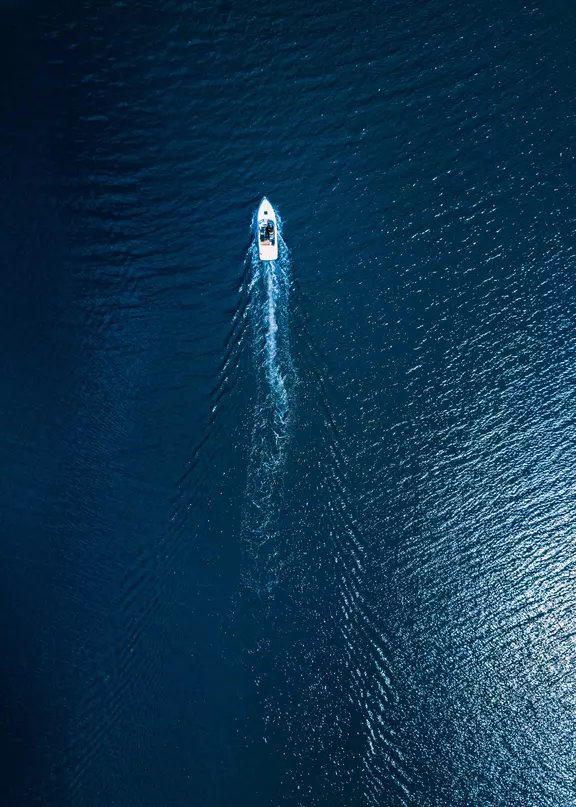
(260, 220, 274, 243)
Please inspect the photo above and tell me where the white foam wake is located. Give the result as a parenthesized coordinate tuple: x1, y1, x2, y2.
(241, 216, 294, 593)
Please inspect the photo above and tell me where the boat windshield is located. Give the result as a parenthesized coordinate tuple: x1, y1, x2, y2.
(259, 220, 275, 245)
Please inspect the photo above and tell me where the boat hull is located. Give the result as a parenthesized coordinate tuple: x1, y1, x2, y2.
(257, 198, 278, 260)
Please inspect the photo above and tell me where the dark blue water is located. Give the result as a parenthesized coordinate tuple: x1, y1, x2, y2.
(2, 1, 576, 805)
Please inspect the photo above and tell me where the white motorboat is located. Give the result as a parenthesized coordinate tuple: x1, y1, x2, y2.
(256, 197, 278, 260)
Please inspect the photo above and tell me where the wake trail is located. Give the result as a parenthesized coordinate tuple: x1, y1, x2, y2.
(241, 219, 294, 594)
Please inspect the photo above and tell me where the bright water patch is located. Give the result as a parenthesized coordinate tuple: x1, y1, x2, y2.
(241, 215, 294, 593)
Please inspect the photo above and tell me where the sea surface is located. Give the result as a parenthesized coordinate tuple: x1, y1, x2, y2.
(1, 1, 576, 805)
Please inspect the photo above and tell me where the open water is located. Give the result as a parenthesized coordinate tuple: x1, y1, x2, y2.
(1, 1, 576, 805)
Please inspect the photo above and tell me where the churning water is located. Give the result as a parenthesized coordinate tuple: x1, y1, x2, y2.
(242, 214, 295, 593)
